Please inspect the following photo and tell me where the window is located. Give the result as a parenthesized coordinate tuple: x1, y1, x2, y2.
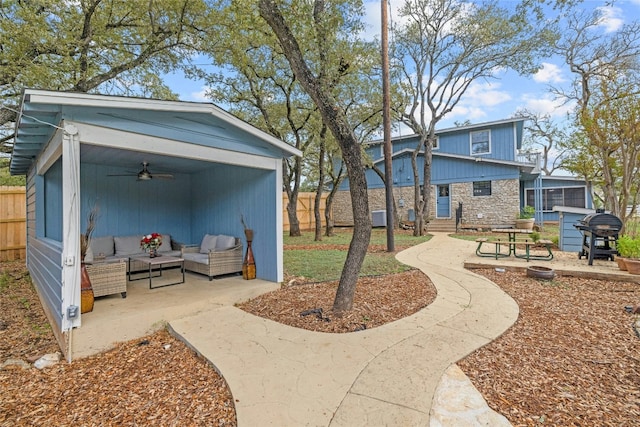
(470, 130, 490, 155)
(433, 136, 439, 150)
(473, 181, 491, 196)
(526, 187, 586, 210)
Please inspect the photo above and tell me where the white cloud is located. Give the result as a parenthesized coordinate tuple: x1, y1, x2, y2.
(519, 94, 575, 118)
(533, 63, 566, 84)
(187, 87, 210, 102)
(361, 0, 408, 41)
(444, 81, 512, 122)
(596, 6, 624, 33)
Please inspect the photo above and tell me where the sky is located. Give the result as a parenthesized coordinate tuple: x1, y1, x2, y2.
(163, 0, 640, 132)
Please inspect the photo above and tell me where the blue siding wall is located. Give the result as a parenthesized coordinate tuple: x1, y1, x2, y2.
(80, 163, 193, 244)
(436, 123, 515, 160)
(356, 153, 520, 191)
(347, 122, 520, 191)
(431, 157, 518, 183)
(559, 211, 589, 252)
(191, 164, 278, 282)
(27, 171, 64, 336)
(44, 160, 63, 241)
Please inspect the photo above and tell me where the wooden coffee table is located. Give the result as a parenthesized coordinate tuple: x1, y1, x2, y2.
(128, 256, 185, 289)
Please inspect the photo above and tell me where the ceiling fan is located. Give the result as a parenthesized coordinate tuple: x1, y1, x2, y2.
(107, 162, 174, 181)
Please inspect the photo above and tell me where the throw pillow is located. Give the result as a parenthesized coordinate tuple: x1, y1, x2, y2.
(158, 233, 172, 252)
(115, 235, 144, 255)
(200, 234, 218, 253)
(215, 234, 236, 251)
(90, 236, 114, 257)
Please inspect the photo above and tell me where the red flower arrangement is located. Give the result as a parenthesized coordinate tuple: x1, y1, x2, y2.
(141, 233, 162, 250)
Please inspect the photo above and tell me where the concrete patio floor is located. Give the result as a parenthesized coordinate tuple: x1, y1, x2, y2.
(72, 271, 280, 359)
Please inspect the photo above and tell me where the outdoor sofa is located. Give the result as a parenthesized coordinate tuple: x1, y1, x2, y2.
(84, 233, 183, 298)
(181, 234, 243, 280)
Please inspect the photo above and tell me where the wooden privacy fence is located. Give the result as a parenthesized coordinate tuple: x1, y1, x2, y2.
(283, 192, 328, 232)
(0, 188, 325, 260)
(0, 186, 26, 261)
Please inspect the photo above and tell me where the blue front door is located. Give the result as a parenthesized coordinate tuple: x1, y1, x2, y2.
(437, 185, 450, 218)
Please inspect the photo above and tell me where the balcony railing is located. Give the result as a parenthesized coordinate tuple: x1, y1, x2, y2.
(517, 151, 541, 167)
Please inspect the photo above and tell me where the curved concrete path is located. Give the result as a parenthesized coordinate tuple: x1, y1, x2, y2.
(169, 233, 519, 426)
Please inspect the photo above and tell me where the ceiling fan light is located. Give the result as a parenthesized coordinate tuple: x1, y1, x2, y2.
(138, 171, 152, 180)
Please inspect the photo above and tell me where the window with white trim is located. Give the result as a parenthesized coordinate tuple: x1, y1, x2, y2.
(525, 187, 586, 211)
(470, 130, 490, 155)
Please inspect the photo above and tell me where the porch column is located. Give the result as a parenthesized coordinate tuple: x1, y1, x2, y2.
(61, 124, 81, 333)
(534, 174, 543, 226)
(274, 158, 284, 283)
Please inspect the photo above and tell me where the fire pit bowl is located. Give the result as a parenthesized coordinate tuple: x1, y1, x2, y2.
(526, 266, 555, 280)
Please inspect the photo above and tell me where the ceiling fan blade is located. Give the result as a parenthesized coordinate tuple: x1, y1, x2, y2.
(107, 162, 174, 180)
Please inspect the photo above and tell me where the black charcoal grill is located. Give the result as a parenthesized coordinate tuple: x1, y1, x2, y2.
(574, 210, 623, 265)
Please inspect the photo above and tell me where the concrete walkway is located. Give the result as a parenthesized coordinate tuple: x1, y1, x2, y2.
(169, 233, 519, 426)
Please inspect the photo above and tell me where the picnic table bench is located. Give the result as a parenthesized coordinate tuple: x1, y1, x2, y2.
(475, 238, 554, 261)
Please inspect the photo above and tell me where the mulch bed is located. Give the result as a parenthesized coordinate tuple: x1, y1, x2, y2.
(237, 269, 437, 332)
(459, 268, 640, 426)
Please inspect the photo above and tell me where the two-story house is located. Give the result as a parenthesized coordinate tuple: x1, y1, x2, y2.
(332, 118, 591, 231)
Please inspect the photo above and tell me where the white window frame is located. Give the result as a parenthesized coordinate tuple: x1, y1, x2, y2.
(525, 186, 587, 211)
(470, 130, 491, 155)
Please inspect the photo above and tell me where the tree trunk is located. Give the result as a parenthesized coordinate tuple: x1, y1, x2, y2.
(314, 125, 327, 241)
(259, 0, 371, 314)
(411, 141, 425, 236)
(286, 192, 302, 237)
(324, 178, 340, 237)
(422, 134, 434, 233)
(283, 153, 303, 237)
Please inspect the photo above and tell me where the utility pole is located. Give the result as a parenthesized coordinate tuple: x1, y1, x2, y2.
(382, 0, 395, 252)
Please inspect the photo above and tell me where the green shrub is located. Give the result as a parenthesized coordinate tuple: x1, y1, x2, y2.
(519, 205, 535, 219)
(617, 235, 640, 259)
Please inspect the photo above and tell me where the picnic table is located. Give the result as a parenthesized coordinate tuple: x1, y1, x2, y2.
(475, 228, 554, 261)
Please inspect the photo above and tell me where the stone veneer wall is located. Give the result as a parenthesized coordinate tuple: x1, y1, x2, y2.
(452, 179, 520, 226)
(332, 178, 520, 226)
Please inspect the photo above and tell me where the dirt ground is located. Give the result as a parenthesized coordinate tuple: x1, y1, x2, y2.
(2, 252, 639, 425)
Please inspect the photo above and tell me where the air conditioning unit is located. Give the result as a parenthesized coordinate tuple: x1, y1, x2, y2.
(372, 210, 387, 227)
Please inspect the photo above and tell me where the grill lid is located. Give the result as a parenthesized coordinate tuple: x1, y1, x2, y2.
(576, 211, 623, 237)
(579, 212, 623, 229)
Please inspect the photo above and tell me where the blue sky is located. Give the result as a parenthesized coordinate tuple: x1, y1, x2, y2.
(164, 0, 640, 131)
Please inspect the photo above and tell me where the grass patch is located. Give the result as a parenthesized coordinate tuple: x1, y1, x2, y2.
(283, 227, 430, 247)
(285, 250, 412, 282)
(283, 228, 430, 282)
